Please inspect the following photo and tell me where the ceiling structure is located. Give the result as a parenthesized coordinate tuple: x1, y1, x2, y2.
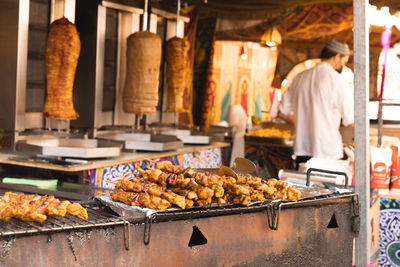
(114, 0, 400, 47)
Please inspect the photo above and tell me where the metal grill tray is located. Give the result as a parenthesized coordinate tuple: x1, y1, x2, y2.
(17, 138, 121, 159)
(96, 186, 349, 223)
(162, 129, 210, 145)
(97, 133, 184, 151)
(96, 194, 273, 222)
(148, 193, 356, 224)
(0, 204, 127, 237)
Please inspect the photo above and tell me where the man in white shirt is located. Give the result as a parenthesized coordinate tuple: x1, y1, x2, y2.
(278, 40, 354, 168)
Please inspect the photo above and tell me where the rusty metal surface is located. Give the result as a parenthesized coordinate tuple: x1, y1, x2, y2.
(0, 194, 357, 267)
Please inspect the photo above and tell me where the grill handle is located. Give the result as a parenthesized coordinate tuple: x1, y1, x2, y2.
(144, 213, 156, 245)
(306, 168, 349, 188)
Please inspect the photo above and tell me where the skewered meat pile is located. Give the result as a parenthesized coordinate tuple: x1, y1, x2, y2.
(0, 192, 88, 223)
(123, 31, 162, 114)
(111, 161, 301, 211)
(165, 37, 189, 112)
(42, 17, 80, 120)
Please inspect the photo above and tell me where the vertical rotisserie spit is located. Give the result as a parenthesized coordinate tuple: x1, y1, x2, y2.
(165, 37, 189, 112)
(42, 17, 80, 120)
(123, 31, 162, 114)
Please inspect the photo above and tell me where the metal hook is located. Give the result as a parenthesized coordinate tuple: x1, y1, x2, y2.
(144, 213, 156, 245)
(123, 220, 130, 250)
(266, 201, 281, 230)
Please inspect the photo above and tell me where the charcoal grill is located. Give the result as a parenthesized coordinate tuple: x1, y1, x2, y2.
(0, 191, 360, 267)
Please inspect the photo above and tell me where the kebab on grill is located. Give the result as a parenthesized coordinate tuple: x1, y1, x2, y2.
(42, 17, 80, 120)
(0, 192, 88, 223)
(110, 161, 302, 211)
(111, 189, 172, 211)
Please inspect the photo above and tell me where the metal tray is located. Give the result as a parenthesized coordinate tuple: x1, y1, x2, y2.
(162, 129, 210, 145)
(96, 195, 263, 220)
(17, 138, 121, 159)
(97, 133, 184, 151)
(208, 125, 232, 138)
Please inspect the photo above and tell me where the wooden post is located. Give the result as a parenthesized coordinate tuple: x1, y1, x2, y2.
(353, 0, 370, 265)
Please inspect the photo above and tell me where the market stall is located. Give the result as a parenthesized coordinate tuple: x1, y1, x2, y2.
(1, 0, 399, 266)
(0, 157, 358, 266)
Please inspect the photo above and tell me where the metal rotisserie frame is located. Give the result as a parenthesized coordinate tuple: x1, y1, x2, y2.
(0, 193, 359, 266)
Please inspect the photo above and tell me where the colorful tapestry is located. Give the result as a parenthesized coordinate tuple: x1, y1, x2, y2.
(179, 7, 199, 125)
(201, 41, 277, 131)
(192, 17, 217, 126)
(215, 4, 353, 43)
(379, 198, 400, 266)
(277, 3, 353, 40)
(89, 147, 222, 190)
(181, 147, 221, 168)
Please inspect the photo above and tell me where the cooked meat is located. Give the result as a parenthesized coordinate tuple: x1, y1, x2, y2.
(43, 17, 80, 120)
(123, 31, 161, 114)
(0, 192, 88, 222)
(165, 37, 189, 112)
(110, 163, 301, 211)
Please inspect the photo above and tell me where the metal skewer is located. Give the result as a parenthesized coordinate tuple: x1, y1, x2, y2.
(176, 0, 180, 35)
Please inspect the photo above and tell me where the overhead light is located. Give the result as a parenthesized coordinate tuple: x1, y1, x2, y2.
(239, 45, 248, 60)
(261, 26, 282, 47)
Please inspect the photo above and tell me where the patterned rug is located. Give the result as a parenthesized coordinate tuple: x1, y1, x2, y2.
(379, 198, 400, 266)
(88, 147, 222, 190)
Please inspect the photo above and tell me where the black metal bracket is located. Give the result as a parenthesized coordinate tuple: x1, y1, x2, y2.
(123, 220, 130, 250)
(351, 194, 360, 237)
(306, 168, 349, 188)
(144, 213, 156, 245)
(266, 201, 281, 230)
(352, 194, 360, 217)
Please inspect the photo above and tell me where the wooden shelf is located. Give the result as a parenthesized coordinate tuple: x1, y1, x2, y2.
(379, 191, 400, 200)
(0, 142, 230, 172)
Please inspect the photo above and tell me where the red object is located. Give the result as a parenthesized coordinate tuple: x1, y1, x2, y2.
(37, 202, 50, 215)
(391, 145, 400, 189)
(269, 87, 276, 112)
(379, 25, 392, 99)
(371, 162, 390, 190)
(241, 92, 248, 114)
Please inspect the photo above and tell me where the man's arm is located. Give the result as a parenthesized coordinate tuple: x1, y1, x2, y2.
(278, 87, 294, 125)
(278, 111, 294, 125)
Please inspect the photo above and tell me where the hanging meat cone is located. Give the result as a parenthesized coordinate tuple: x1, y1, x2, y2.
(123, 31, 162, 114)
(165, 37, 189, 112)
(43, 17, 80, 120)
